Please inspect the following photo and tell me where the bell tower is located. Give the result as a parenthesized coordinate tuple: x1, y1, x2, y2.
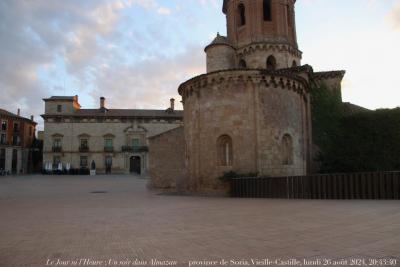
(220, 0, 301, 70)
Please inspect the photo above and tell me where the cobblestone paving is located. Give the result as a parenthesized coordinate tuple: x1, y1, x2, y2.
(0, 175, 399, 267)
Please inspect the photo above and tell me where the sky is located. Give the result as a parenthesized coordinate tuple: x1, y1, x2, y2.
(1, 0, 400, 130)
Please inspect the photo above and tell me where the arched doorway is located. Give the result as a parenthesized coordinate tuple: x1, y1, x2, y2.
(130, 156, 141, 174)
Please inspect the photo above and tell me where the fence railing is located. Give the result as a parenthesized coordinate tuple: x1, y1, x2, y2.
(230, 172, 400, 200)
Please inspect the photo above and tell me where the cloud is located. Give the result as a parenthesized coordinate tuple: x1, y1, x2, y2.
(89, 44, 205, 110)
(388, 0, 400, 31)
(157, 7, 172, 15)
(0, 0, 179, 129)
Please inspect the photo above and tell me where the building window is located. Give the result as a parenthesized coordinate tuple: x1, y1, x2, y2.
(80, 139, 88, 149)
(57, 105, 62, 112)
(263, 0, 272, 21)
(239, 59, 247, 69)
(105, 139, 113, 148)
(53, 138, 62, 148)
(13, 122, 19, 132)
(12, 135, 20, 146)
(266, 55, 277, 70)
(282, 134, 293, 165)
(217, 135, 233, 166)
(104, 138, 114, 152)
(1, 120, 6, 131)
(132, 138, 140, 148)
(80, 156, 88, 168)
(238, 3, 246, 26)
(0, 134, 6, 145)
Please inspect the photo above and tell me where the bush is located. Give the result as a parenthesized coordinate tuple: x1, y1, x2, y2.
(311, 83, 400, 172)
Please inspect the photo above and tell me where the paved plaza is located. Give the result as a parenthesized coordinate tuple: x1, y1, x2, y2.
(0, 175, 399, 267)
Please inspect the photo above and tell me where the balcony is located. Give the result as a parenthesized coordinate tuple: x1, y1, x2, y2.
(121, 146, 149, 153)
(79, 146, 89, 152)
(52, 146, 62, 152)
(12, 140, 21, 146)
(0, 140, 8, 146)
(104, 146, 114, 152)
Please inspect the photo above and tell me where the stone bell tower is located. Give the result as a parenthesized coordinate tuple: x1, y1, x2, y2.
(206, 0, 301, 72)
(179, 0, 313, 193)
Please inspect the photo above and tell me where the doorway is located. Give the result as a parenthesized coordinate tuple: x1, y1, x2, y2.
(105, 156, 112, 174)
(130, 156, 141, 175)
(12, 149, 17, 174)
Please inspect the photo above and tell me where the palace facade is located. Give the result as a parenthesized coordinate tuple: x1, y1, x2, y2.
(42, 96, 182, 175)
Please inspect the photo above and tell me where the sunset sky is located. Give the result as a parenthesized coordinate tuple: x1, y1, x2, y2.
(1, 0, 400, 129)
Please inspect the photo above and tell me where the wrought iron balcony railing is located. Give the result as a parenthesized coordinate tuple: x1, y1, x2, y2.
(79, 146, 89, 152)
(104, 146, 114, 152)
(52, 146, 62, 152)
(121, 146, 149, 153)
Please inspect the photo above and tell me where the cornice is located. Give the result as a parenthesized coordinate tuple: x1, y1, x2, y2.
(236, 42, 302, 58)
(178, 69, 310, 102)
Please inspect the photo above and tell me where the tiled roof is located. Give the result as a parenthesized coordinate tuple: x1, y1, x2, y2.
(205, 33, 233, 51)
(43, 96, 76, 101)
(0, 108, 37, 124)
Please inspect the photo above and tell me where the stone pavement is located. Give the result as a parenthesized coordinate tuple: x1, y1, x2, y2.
(0, 175, 399, 267)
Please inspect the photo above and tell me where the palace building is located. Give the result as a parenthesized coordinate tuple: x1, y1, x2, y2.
(42, 96, 182, 175)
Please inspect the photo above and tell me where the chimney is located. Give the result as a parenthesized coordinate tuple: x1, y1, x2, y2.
(100, 97, 105, 109)
(17, 108, 20, 116)
(30, 115, 34, 121)
(170, 98, 175, 111)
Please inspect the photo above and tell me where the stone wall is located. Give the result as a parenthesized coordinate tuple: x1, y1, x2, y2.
(179, 69, 311, 193)
(148, 127, 186, 191)
(206, 44, 236, 73)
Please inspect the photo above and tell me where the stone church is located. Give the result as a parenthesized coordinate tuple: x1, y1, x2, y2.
(149, 0, 345, 193)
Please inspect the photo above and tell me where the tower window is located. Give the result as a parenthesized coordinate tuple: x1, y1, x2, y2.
(217, 135, 233, 166)
(282, 134, 293, 165)
(287, 5, 292, 26)
(266, 56, 277, 70)
(239, 59, 247, 69)
(263, 0, 272, 21)
(292, 60, 297, 67)
(238, 3, 246, 26)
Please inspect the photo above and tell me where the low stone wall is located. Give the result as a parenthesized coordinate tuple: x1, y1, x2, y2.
(148, 127, 186, 191)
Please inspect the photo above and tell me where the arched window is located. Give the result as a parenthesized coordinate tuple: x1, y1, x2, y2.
(238, 3, 246, 26)
(239, 59, 247, 69)
(263, 0, 272, 21)
(266, 55, 276, 70)
(287, 4, 293, 27)
(281, 134, 293, 165)
(292, 60, 297, 67)
(217, 135, 233, 166)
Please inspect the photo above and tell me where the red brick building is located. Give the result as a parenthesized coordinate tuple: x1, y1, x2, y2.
(0, 109, 37, 174)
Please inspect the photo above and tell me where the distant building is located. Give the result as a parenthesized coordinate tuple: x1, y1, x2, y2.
(41, 96, 182, 175)
(0, 108, 37, 174)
